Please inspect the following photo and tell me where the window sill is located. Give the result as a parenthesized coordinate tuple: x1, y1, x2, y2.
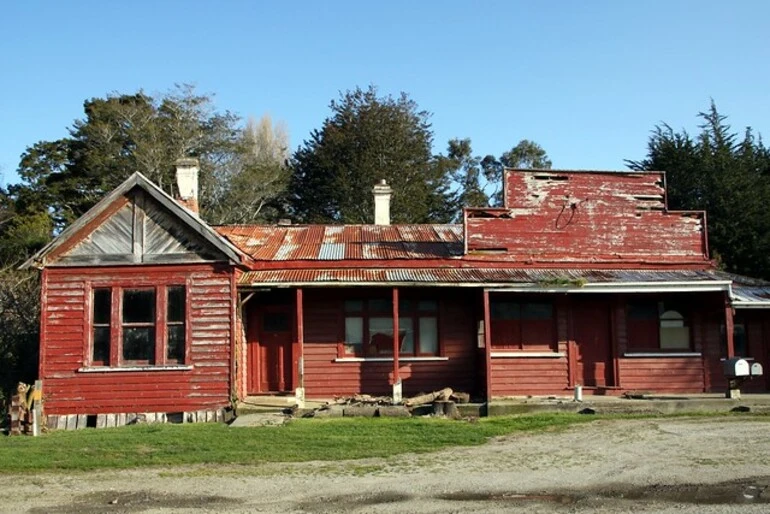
(491, 352, 565, 358)
(623, 352, 702, 358)
(333, 357, 449, 363)
(78, 365, 194, 373)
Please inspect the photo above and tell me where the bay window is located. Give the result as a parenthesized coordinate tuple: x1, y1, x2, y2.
(89, 284, 187, 367)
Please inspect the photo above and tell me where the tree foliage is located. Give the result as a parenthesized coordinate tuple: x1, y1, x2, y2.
(207, 115, 291, 224)
(288, 86, 455, 224)
(10, 85, 289, 230)
(481, 139, 552, 206)
(627, 102, 770, 279)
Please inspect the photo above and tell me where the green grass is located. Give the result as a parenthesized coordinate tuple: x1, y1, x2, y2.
(2, 412, 767, 473)
(0, 414, 593, 473)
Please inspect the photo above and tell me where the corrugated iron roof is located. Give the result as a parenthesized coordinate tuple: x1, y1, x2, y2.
(239, 268, 728, 286)
(215, 224, 464, 261)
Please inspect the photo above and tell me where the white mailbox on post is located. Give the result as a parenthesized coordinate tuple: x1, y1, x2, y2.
(724, 357, 750, 378)
(750, 362, 764, 377)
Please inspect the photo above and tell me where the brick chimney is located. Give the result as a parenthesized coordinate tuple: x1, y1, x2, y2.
(372, 179, 392, 225)
(175, 158, 199, 214)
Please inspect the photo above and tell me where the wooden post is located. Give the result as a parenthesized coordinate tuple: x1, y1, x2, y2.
(483, 289, 492, 403)
(392, 287, 402, 402)
(295, 288, 305, 404)
(725, 292, 735, 358)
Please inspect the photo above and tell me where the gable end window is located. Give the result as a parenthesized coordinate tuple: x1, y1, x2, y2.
(90, 284, 187, 367)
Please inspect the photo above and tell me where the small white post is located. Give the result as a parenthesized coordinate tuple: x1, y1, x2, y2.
(392, 380, 403, 404)
(574, 384, 583, 402)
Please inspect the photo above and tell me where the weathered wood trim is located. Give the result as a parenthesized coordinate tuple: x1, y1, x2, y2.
(295, 288, 304, 390)
(725, 292, 735, 358)
(392, 287, 400, 386)
(490, 352, 565, 358)
(623, 352, 702, 358)
(333, 357, 450, 363)
(483, 288, 492, 403)
(39, 268, 49, 378)
(78, 365, 194, 373)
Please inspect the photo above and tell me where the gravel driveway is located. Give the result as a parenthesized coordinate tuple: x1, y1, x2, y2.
(4, 417, 770, 513)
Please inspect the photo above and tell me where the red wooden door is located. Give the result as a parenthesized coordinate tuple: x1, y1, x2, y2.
(572, 300, 615, 387)
(258, 309, 293, 392)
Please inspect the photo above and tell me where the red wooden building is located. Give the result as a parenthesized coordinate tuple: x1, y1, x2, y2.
(23, 160, 770, 426)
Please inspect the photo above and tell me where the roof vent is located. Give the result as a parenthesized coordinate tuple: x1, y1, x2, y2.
(277, 219, 292, 226)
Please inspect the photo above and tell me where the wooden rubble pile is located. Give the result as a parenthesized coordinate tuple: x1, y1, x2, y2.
(302, 387, 471, 419)
(6, 382, 42, 436)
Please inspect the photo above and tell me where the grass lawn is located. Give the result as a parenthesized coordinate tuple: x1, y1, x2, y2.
(0, 413, 595, 473)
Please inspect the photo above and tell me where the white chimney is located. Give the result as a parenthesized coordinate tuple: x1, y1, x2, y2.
(175, 158, 199, 214)
(372, 179, 392, 225)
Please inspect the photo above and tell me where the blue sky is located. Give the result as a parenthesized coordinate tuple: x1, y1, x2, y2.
(2, 1, 769, 186)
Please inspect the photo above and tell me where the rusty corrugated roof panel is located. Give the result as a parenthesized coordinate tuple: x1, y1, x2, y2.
(239, 268, 728, 286)
(215, 224, 463, 261)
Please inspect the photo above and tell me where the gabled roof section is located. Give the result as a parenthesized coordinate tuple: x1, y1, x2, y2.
(21, 172, 244, 269)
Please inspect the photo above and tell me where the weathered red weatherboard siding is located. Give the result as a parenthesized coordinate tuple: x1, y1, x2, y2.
(466, 170, 709, 265)
(40, 264, 235, 415)
(300, 288, 478, 398)
(489, 293, 727, 396)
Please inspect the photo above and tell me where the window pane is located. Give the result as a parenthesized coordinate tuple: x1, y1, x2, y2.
(123, 290, 155, 323)
(399, 299, 413, 315)
(345, 317, 363, 355)
(418, 300, 438, 312)
(660, 326, 689, 349)
(123, 327, 155, 362)
(419, 317, 438, 354)
(93, 288, 111, 324)
(734, 324, 747, 356)
(399, 318, 414, 354)
(629, 302, 658, 320)
(263, 312, 290, 332)
(167, 325, 185, 363)
(368, 299, 390, 313)
(491, 301, 519, 320)
(344, 300, 363, 312)
(92, 326, 110, 363)
(369, 317, 393, 355)
(522, 302, 552, 319)
(167, 286, 185, 322)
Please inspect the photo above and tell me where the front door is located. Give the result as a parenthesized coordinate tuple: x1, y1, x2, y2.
(572, 300, 615, 387)
(247, 307, 293, 394)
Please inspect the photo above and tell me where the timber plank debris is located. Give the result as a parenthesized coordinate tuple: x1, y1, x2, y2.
(299, 388, 471, 419)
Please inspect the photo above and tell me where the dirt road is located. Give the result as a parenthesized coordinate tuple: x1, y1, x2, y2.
(4, 417, 770, 513)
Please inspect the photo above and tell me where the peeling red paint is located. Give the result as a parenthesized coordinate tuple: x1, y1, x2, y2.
(465, 170, 708, 265)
